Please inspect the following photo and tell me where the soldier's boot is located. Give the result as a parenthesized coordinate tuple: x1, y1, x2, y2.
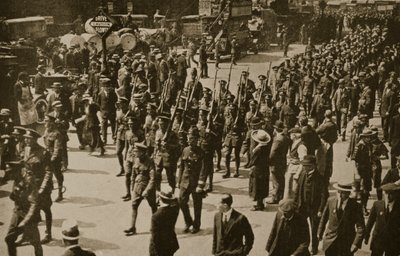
(122, 179, 131, 201)
(361, 192, 370, 216)
(233, 157, 240, 177)
(41, 209, 52, 244)
(55, 187, 63, 202)
(244, 152, 251, 168)
(125, 208, 138, 236)
(223, 156, 231, 178)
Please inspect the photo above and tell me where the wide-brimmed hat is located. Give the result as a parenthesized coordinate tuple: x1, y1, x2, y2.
(333, 182, 352, 192)
(251, 130, 271, 145)
(381, 183, 400, 192)
(250, 117, 263, 127)
(61, 219, 80, 240)
(12, 126, 26, 136)
(360, 128, 376, 137)
(258, 74, 267, 80)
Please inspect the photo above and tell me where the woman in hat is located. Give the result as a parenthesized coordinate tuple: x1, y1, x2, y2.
(248, 129, 271, 211)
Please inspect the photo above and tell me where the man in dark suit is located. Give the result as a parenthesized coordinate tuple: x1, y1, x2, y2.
(34, 65, 46, 95)
(176, 51, 188, 89)
(389, 105, 400, 168)
(149, 189, 180, 256)
(268, 120, 290, 204)
(60, 219, 96, 256)
(97, 78, 117, 145)
(365, 182, 400, 256)
(382, 156, 400, 185)
(266, 199, 310, 256)
(212, 193, 254, 256)
(318, 182, 365, 256)
(380, 81, 396, 141)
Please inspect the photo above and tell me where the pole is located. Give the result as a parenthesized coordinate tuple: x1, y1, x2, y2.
(101, 36, 108, 73)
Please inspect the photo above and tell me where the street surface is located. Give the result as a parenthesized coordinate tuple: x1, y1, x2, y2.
(0, 45, 385, 255)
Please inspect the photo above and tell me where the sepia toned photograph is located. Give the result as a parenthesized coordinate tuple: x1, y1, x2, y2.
(0, 0, 400, 255)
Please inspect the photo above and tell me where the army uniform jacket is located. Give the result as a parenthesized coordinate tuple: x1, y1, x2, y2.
(352, 139, 372, 171)
(178, 146, 206, 191)
(132, 157, 156, 197)
(125, 130, 145, 162)
(44, 129, 63, 161)
(224, 114, 245, 147)
(115, 110, 129, 141)
(154, 129, 181, 167)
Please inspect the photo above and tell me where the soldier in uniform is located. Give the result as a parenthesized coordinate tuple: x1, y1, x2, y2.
(122, 118, 145, 201)
(223, 104, 245, 178)
(124, 143, 157, 236)
(143, 103, 157, 156)
(280, 96, 300, 129)
(370, 126, 389, 200)
(154, 115, 181, 192)
(186, 68, 203, 103)
(115, 97, 130, 176)
(301, 69, 316, 116)
(5, 163, 43, 256)
(51, 101, 70, 172)
(240, 71, 256, 102)
(332, 79, 351, 140)
(70, 83, 86, 149)
(178, 126, 206, 234)
(97, 78, 118, 145)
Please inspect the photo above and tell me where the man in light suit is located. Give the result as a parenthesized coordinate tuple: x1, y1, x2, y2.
(364, 182, 400, 256)
(318, 182, 365, 256)
(212, 193, 254, 256)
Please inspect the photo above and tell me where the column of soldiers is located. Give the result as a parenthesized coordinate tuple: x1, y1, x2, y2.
(2, 8, 400, 256)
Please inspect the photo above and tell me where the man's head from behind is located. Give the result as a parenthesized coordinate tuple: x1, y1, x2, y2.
(218, 193, 233, 213)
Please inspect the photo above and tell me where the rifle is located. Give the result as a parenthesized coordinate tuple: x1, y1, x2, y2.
(234, 73, 243, 126)
(162, 90, 182, 142)
(255, 62, 272, 116)
(207, 68, 219, 130)
(226, 61, 233, 92)
(157, 71, 172, 114)
(179, 74, 199, 130)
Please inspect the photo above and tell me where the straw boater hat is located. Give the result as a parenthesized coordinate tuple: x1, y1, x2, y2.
(158, 189, 177, 205)
(251, 130, 271, 145)
(333, 182, 352, 192)
(61, 219, 80, 240)
(360, 128, 376, 137)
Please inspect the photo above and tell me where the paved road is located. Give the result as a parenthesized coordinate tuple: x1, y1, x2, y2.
(0, 45, 386, 255)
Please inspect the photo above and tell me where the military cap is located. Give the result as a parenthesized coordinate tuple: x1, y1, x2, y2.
(117, 97, 129, 103)
(358, 71, 366, 77)
(52, 100, 63, 108)
(258, 74, 267, 80)
(82, 94, 92, 102)
(134, 53, 142, 59)
(112, 54, 120, 59)
(12, 126, 26, 136)
(51, 82, 62, 88)
(219, 80, 227, 85)
(158, 115, 170, 122)
(153, 48, 161, 54)
(279, 199, 297, 213)
(23, 128, 41, 139)
(146, 103, 157, 110)
(100, 78, 112, 87)
(0, 108, 11, 116)
(249, 99, 257, 106)
(61, 219, 80, 240)
(123, 49, 130, 54)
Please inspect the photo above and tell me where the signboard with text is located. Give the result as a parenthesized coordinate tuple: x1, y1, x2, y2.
(89, 9, 113, 38)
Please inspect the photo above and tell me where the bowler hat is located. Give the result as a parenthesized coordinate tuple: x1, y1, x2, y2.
(333, 182, 352, 192)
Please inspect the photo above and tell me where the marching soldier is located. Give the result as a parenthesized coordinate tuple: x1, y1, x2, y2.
(178, 126, 206, 234)
(70, 83, 86, 149)
(154, 115, 181, 192)
(51, 101, 70, 172)
(332, 79, 351, 140)
(122, 118, 145, 201)
(5, 163, 43, 256)
(223, 103, 245, 178)
(186, 68, 203, 103)
(97, 78, 118, 145)
(115, 97, 130, 177)
(370, 126, 389, 200)
(124, 143, 157, 236)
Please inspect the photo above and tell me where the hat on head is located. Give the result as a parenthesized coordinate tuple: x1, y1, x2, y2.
(12, 126, 26, 136)
(219, 80, 227, 85)
(360, 128, 376, 137)
(289, 127, 302, 134)
(82, 94, 92, 101)
(156, 53, 163, 60)
(52, 100, 63, 108)
(100, 78, 111, 87)
(0, 108, 11, 116)
(228, 103, 237, 110)
(117, 97, 129, 103)
(251, 129, 271, 145)
(358, 71, 366, 77)
(146, 103, 157, 110)
(61, 219, 80, 240)
(23, 128, 41, 139)
(258, 74, 267, 80)
(158, 115, 170, 122)
(242, 70, 249, 75)
(381, 183, 400, 192)
(279, 199, 297, 213)
(135, 66, 145, 73)
(273, 120, 285, 131)
(159, 188, 177, 204)
(333, 182, 352, 192)
(112, 54, 120, 59)
(134, 53, 141, 59)
(301, 155, 316, 166)
(51, 82, 62, 88)
(249, 99, 257, 106)
(153, 48, 161, 54)
(199, 106, 209, 113)
(44, 113, 56, 122)
(37, 64, 46, 71)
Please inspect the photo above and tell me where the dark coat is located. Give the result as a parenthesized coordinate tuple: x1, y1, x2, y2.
(382, 168, 400, 185)
(97, 89, 117, 115)
(249, 144, 269, 200)
(318, 197, 365, 253)
(269, 132, 290, 168)
(149, 204, 180, 256)
(389, 114, 400, 155)
(212, 209, 254, 256)
(365, 200, 400, 255)
(266, 210, 310, 256)
(61, 246, 96, 256)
